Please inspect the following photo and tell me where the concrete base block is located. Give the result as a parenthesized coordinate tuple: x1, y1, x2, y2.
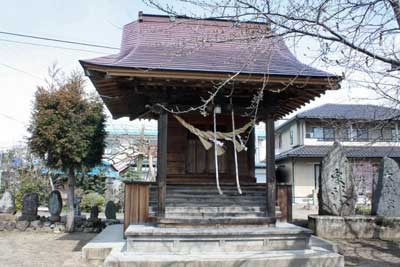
(308, 215, 400, 240)
(104, 249, 344, 267)
(83, 223, 344, 267)
(82, 224, 124, 264)
(126, 223, 312, 253)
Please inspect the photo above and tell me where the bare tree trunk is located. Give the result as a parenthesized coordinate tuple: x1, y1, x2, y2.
(49, 175, 54, 191)
(390, 0, 400, 28)
(66, 168, 75, 232)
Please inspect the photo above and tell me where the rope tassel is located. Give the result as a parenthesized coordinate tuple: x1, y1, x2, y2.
(213, 107, 223, 195)
(231, 107, 242, 195)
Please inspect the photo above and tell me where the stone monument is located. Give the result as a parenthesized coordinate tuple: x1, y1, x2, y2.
(74, 196, 81, 216)
(90, 206, 99, 220)
(319, 141, 357, 216)
(105, 201, 117, 220)
(48, 190, 62, 222)
(20, 193, 39, 221)
(372, 157, 400, 216)
(0, 191, 16, 214)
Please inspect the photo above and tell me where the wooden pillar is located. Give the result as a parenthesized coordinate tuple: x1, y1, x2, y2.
(247, 128, 256, 178)
(157, 110, 168, 218)
(265, 116, 276, 217)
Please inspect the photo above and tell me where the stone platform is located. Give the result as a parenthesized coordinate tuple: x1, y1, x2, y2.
(105, 248, 343, 267)
(125, 223, 311, 253)
(82, 224, 125, 265)
(98, 223, 344, 267)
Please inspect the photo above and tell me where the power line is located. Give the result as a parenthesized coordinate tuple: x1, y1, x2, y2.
(0, 62, 43, 81)
(0, 112, 26, 125)
(0, 38, 110, 54)
(0, 30, 119, 50)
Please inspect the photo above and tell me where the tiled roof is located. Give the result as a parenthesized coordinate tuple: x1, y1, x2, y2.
(276, 104, 400, 132)
(276, 145, 400, 161)
(297, 104, 400, 121)
(81, 14, 336, 77)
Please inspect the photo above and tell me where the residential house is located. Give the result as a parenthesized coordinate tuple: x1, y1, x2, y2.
(275, 104, 400, 203)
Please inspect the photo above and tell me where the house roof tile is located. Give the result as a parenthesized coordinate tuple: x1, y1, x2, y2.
(276, 145, 400, 161)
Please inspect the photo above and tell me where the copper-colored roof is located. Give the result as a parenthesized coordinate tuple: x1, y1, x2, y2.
(81, 14, 335, 77)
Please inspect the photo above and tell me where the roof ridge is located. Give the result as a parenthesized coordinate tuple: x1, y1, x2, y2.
(139, 12, 271, 26)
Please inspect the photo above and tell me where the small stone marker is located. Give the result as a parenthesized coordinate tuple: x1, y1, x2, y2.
(74, 197, 81, 216)
(0, 191, 16, 214)
(319, 142, 357, 216)
(48, 190, 62, 222)
(20, 193, 39, 221)
(372, 157, 400, 216)
(105, 201, 117, 220)
(90, 206, 99, 220)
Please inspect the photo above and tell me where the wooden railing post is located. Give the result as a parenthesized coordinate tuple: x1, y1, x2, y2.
(157, 110, 168, 218)
(265, 116, 276, 218)
(276, 183, 293, 222)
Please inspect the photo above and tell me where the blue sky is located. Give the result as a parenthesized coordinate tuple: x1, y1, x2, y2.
(0, 0, 159, 148)
(0, 0, 361, 149)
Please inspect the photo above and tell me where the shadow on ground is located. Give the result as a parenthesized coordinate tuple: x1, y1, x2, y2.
(57, 232, 95, 251)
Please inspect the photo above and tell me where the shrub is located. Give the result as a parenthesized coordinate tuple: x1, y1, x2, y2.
(80, 192, 105, 212)
(355, 205, 371, 215)
(14, 176, 49, 211)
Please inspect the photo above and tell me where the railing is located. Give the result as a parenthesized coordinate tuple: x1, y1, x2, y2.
(306, 137, 400, 143)
(315, 138, 398, 142)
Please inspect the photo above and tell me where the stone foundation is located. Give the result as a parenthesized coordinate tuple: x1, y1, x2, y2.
(308, 215, 400, 240)
(101, 223, 344, 267)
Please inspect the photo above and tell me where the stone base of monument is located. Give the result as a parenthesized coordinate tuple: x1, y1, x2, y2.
(97, 223, 343, 267)
(49, 215, 61, 223)
(18, 214, 39, 222)
(309, 215, 400, 240)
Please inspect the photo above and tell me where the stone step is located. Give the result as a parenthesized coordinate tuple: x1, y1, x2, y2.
(155, 217, 278, 227)
(150, 188, 266, 194)
(104, 249, 344, 267)
(150, 188, 267, 193)
(148, 203, 266, 209)
(150, 195, 266, 199)
(163, 214, 266, 219)
(149, 206, 266, 213)
(125, 224, 311, 253)
(149, 199, 266, 205)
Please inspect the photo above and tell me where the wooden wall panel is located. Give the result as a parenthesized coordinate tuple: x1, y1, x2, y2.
(277, 183, 293, 222)
(166, 114, 256, 182)
(124, 183, 150, 231)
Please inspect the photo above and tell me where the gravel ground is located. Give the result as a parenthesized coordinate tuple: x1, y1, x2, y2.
(0, 231, 96, 267)
(1, 227, 400, 267)
(336, 239, 400, 267)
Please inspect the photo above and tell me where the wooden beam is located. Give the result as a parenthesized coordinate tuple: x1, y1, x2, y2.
(265, 115, 276, 218)
(82, 63, 341, 86)
(157, 110, 168, 218)
(247, 128, 256, 178)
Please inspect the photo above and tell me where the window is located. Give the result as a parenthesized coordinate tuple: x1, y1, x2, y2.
(391, 128, 397, 140)
(355, 128, 368, 141)
(278, 134, 282, 148)
(312, 127, 323, 139)
(308, 127, 334, 140)
(341, 128, 351, 140)
(323, 128, 335, 140)
(290, 130, 294, 145)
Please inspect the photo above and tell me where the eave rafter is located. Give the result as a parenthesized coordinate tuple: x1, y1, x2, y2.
(83, 64, 340, 120)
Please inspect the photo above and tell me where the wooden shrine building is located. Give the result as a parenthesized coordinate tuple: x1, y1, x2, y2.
(80, 13, 341, 227)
